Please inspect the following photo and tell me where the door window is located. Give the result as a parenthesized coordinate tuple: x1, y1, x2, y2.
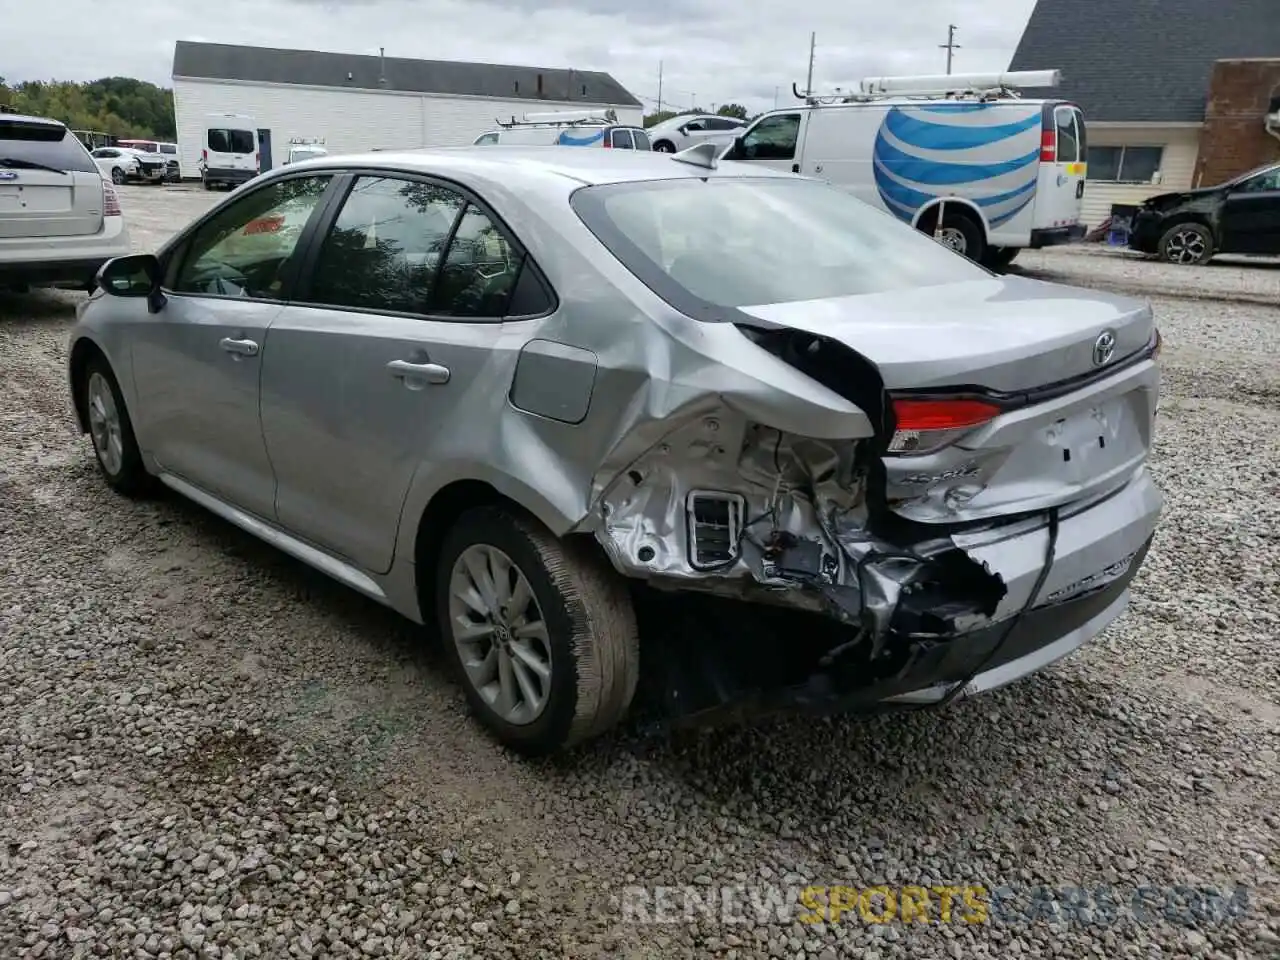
(1237, 168, 1280, 193)
(610, 129, 635, 149)
(171, 175, 332, 299)
(306, 176, 464, 314)
(428, 203, 521, 317)
(739, 113, 801, 160)
(1054, 107, 1079, 163)
(632, 130, 651, 151)
(683, 119, 707, 133)
(208, 128, 255, 154)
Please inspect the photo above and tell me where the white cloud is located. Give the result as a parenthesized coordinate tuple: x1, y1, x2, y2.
(5, 0, 1039, 116)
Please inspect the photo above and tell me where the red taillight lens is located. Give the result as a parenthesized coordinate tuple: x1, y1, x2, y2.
(1040, 128, 1057, 163)
(101, 179, 122, 217)
(602, 139, 612, 148)
(888, 398, 1001, 456)
(202, 148, 208, 162)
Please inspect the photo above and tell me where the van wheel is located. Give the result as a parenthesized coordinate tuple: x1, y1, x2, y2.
(435, 507, 639, 756)
(1158, 223, 1213, 265)
(984, 246, 1020, 272)
(921, 209, 986, 263)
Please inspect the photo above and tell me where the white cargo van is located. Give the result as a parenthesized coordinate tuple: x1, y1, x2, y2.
(473, 109, 651, 150)
(723, 71, 1087, 269)
(201, 114, 259, 190)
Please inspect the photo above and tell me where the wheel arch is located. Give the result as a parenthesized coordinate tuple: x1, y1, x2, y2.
(912, 196, 989, 240)
(408, 476, 601, 621)
(69, 336, 110, 434)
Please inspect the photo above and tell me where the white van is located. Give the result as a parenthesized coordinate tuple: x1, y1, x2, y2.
(473, 109, 651, 151)
(723, 71, 1087, 269)
(201, 114, 259, 191)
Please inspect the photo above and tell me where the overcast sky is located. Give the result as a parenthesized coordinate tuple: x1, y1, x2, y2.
(5, 0, 1039, 115)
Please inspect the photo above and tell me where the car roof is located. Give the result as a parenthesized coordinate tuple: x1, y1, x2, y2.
(281, 145, 798, 193)
(0, 113, 67, 129)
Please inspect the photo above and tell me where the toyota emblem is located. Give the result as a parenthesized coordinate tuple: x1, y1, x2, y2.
(1093, 330, 1117, 367)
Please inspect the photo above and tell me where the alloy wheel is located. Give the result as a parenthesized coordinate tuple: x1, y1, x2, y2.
(1166, 229, 1207, 265)
(86, 371, 124, 476)
(448, 544, 553, 725)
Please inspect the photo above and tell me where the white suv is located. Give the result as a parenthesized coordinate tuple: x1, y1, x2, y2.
(0, 112, 131, 290)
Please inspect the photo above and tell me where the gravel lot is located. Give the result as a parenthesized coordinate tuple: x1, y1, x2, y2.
(2, 184, 1278, 959)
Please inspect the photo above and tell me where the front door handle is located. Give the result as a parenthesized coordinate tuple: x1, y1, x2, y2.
(387, 358, 450, 386)
(219, 337, 259, 357)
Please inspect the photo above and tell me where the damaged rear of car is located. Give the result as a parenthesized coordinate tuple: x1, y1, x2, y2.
(567, 172, 1162, 727)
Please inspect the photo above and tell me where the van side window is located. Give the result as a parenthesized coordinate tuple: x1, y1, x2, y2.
(610, 129, 635, 150)
(740, 114, 801, 160)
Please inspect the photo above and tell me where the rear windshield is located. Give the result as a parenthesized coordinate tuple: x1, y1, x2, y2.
(0, 119, 97, 173)
(208, 128, 256, 154)
(570, 177, 985, 310)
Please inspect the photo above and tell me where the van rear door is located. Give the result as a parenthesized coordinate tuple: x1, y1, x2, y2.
(207, 127, 258, 174)
(1033, 103, 1087, 231)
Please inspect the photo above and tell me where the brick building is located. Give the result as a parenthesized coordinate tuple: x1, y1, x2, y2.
(1010, 0, 1280, 227)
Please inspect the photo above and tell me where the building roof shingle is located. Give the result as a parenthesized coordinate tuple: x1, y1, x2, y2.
(172, 41, 642, 109)
(1008, 0, 1280, 123)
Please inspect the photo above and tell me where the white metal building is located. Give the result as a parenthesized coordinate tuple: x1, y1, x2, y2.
(171, 41, 644, 177)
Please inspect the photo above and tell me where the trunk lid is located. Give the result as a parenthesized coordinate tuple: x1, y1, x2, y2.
(739, 275, 1159, 523)
(0, 117, 104, 239)
(738, 275, 1154, 394)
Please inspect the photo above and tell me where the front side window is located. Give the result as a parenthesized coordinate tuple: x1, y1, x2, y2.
(610, 129, 635, 149)
(1237, 168, 1280, 193)
(739, 114, 801, 161)
(172, 175, 331, 299)
(475, 133, 500, 145)
(683, 119, 707, 133)
(632, 130, 651, 151)
(571, 176, 984, 311)
(0, 119, 98, 173)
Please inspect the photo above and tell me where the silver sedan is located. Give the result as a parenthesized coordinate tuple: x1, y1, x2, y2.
(68, 145, 1163, 755)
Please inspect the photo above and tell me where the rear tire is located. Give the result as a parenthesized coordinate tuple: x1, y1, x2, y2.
(435, 507, 639, 756)
(1158, 222, 1213, 265)
(79, 356, 157, 498)
(984, 246, 1020, 272)
(921, 208, 986, 264)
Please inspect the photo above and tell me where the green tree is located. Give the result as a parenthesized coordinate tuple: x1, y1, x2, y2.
(717, 103, 748, 120)
(0, 76, 175, 139)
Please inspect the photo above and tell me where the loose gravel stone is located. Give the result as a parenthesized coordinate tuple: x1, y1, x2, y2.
(0, 185, 1277, 960)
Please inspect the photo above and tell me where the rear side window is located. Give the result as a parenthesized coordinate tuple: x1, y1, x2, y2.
(633, 130, 651, 151)
(208, 128, 256, 154)
(610, 129, 635, 150)
(160, 144, 177, 155)
(0, 119, 97, 173)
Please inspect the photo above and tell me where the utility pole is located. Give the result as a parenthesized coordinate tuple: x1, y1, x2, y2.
(774, 85, 779, 108)
(805, 32, 816, 96)
(656, 60, 663, 114)
(940, 24, 960, 75)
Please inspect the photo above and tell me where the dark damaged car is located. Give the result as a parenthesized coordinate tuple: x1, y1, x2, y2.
(1129, 161, 1280, 265)
(66, 146, 1164, 755)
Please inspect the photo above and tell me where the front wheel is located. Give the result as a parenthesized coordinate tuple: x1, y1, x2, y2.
(652, 141, 676, 153)
(110, 167, 126, 185)
(435, 507, 639, 756)
(80, 356, 156, 498)
(1158, 222, 1213, 265)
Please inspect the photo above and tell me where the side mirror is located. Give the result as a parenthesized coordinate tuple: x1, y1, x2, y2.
(96, 254, 166, 313)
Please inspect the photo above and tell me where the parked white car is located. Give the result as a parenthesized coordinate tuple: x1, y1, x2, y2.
(647, 113, 747, 154)
(91, 147, 166, 184)
(0, 112, 130, 291)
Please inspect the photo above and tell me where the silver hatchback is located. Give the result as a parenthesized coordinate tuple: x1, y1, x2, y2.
(69, 146, 1163, 755)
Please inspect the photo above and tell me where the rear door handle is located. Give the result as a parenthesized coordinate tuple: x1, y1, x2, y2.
(387, 358, 450, 386)
(219, 337, 259, 357)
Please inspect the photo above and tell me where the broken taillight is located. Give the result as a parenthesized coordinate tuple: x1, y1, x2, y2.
(888, 397, 1001, 456)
